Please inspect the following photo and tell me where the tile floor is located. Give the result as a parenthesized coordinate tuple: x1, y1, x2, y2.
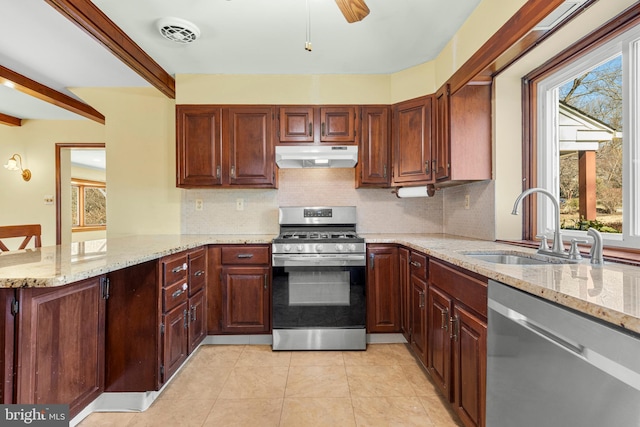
(79, 343, 464, 427)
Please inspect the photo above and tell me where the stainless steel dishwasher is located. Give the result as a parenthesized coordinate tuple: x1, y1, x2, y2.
(487, 280, 640, 427)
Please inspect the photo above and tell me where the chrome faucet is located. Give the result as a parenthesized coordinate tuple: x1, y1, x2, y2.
(587, 228, 604, 265)
(511, 188, 565, 255)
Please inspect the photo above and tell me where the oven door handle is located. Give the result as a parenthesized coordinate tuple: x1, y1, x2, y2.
(272, 254, 366, 265)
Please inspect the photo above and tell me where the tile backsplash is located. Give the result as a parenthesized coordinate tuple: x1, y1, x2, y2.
(181, 168, 494, 240)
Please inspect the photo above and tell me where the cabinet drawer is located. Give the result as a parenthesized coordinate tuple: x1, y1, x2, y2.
(188, 250, 207, 295)
(164, 280, 189, 312)
(409, 251, 428, 281)
(221, 246, 270, 265)
(162, 254, 188, 287)
(430, 260, 487, 318)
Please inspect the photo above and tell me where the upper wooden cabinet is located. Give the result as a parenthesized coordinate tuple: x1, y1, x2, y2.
(435, 83, 492, 184)
(277, 105, 358, 145)
(176, 105, 276, 189)
(392, 95, 434, 186)
(357, 106, 391, 188)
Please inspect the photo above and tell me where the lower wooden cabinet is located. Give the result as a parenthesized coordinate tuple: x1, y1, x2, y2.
(409, 251, 428, 364)
(162, 302, 189, 382)
(366, 245, 400, 332)
(428, 259, 487, 427)
(14, 277, 106, 418)
(209, 245, 271, 335)
(0, 288, 15, 404)
(398, 247, 411, 341)
(188, 289, 207, 353)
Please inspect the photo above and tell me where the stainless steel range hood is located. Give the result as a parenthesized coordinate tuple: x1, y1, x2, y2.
(275, 145, 358, 168)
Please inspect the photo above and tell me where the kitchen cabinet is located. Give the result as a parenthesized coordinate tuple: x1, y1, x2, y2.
(187, 247, 207, 353)
(398, 247, 410, 342)
(408, 251, 428, 364)
(392, 95, 434, 186)
(105, 260, 161, 392)
(216, 245, 271, 334)
(434, 83, 492, 184)
(14, 277, 106, 418)
(277, 105, 358, 145)
(428, 259, 487, 427)
(160, 247, 208, 383)
(357, 106, 391, 188)
(0, 289, 15, 403)
(176, 105, 276, 188)
(366, 245, 400, 333)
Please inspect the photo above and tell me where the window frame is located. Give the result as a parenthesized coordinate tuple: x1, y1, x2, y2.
(71, 178, 106, 232)
(522, 4, 640, 257)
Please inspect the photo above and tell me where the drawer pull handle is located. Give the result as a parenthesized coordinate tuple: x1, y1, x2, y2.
(264, 274, 268, 290)
(194, 270, 205, 277)
(237, 254, 254, 259)
(172, 289, 184, 299)
(172, 266, 183, 273)
(308, 123, 313, 136)
(410, 261, 421, 268)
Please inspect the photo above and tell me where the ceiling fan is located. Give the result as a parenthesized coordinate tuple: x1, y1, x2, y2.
(334, 0, 370, 23)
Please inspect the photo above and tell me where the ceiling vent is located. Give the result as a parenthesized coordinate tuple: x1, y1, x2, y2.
(157, 17, 201, 44)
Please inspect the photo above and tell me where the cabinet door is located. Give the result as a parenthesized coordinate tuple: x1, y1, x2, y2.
(409, 274, 428, 364)
(162, 303, 188, 383)
(207, 246, 223, 334)
(176, 105, 223, 187)
(105, 261, 160, 393)
(15, 277, 105, 418)
(398, 248, 410, 341)
(358, 106, 391, 187)
(428, 285, 453, 400)
(366, 245, 399, 333)
(434, 85, 450, 181)
(188, 290, 207, 353)
(452, 304, 487, 427)
(279, 106, 314, 143)
(0, 289, 15, 403)
(319, 106, 357, 143)
(221, 266, 270, 333)
(228, 106, 275, 187)
(393, 96, 434, 185)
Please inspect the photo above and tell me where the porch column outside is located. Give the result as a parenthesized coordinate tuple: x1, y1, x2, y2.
(578, 150, 597, 220)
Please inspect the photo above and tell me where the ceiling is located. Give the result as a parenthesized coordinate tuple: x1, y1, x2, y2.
(0, 0, 482, 122)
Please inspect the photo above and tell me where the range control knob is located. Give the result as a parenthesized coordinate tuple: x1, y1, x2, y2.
(348, 244, 357, 252)
(315, 244, 324, 252)
(283, 244, 292, 252)
(296, 244, 304, 252)
(336, 244, 345, 252)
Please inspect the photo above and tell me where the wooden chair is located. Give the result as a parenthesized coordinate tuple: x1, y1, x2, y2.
(0, 224, 42, 252)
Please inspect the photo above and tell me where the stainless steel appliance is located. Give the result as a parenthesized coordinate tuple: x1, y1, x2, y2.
(487, 280, 640, 427)
(272, 206, 366, 350)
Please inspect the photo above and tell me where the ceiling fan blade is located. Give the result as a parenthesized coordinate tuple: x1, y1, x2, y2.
(335, 0, 370, 23)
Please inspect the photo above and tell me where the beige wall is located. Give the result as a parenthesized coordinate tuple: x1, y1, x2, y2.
(0, 120, 103, 247)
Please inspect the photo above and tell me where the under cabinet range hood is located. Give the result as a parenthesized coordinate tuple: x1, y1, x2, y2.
(275, 145, 358, 168)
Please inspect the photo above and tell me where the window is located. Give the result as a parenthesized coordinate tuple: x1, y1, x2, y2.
(71, 178, 106, 231)
(527, 18, 640, 250)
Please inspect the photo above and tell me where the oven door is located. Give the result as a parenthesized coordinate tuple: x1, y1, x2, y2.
(271, 259, 366, 350)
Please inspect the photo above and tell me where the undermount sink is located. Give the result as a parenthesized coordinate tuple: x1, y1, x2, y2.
(463, 251, 576, 265)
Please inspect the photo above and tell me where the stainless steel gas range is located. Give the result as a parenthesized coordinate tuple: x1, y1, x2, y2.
(271, 206, 366, 351)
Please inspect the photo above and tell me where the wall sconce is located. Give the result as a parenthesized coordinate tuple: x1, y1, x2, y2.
(4, 154, 31, 181)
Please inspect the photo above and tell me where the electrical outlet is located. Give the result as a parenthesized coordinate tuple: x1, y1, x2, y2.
(464, 194, 470, 210)
(195, 199, 203, 211)
(44, 195, 54, 205)
(236, 198, 244, 211)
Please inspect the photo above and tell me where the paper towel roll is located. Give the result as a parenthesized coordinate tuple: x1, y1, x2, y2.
(396, 186, 432, 198)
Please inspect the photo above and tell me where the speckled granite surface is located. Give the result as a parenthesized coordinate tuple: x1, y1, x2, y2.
(0, 234, 275, 288)
(363, 234, 640, 336)
(1, 233, 639, 335)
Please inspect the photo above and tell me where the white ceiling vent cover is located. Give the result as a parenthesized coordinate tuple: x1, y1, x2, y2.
(157, 17, 201, 44)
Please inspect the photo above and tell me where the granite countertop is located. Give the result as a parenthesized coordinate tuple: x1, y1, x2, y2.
(0, 234, 275, 288)
(1, 232, 639, 336)
(362, 233, 640, 336)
